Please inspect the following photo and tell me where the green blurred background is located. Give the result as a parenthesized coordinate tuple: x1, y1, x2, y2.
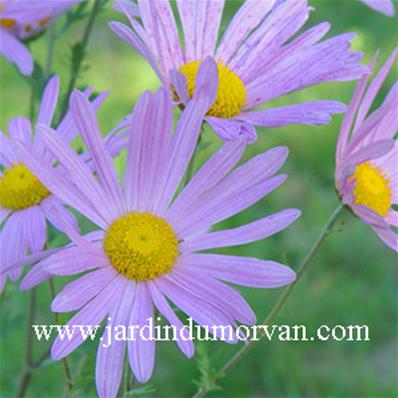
(1, 0, 397, 397)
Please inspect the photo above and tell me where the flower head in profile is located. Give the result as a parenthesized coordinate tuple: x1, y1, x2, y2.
(359, 0, 395, 16)
(0, 0, 82, 75)
(335, 49, 397, 251)
(15, 60, 299, 397)
(0, 75, 127, 292)
(110, 0, 367, 142)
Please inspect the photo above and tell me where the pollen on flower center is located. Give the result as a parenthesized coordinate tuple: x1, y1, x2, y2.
(350, 161, 392, 217)
(179, 60, 247, 119)
(103, 212, 179, 281)
(0, 164, 51, 210)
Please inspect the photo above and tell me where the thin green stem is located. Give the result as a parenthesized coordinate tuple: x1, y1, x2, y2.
(44, 23, 56, 79)
(29, 83, 36, 121)
(59, 0, 101, 118)
(192, 204, 345, 398)
(48, 279, 74, 396)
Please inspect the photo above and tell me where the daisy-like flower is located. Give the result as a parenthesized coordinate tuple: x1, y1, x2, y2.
(0, 75, 127, 292)
(358, 0, 395, 16)
(0, 0, 82, 75)
(15, 60, 299, 396)
(335, 49, 397, 252)
(110, 0, 367, 142)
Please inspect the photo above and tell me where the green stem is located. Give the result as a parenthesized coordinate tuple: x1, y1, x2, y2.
(192, 204, 345, 398)
(16, 288, 36, 398)
(44, 23, 56, 79)
(29, 84, 36, 121)
(59, 0, 101, 118)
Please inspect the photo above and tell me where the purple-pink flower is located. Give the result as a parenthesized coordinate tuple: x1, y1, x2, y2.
(335, 49, 397, 252)
(0, 0, 81, 75)
(359, 0, 395, 16)
(110, 0, 367, 142)
(15, 60, 299, 396)
(0, 75, 127, 292)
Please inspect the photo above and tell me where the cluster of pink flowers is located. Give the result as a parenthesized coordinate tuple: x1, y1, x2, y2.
(0, 1, 396, 397)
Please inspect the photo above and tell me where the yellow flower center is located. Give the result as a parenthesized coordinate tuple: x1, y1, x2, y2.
(351, 162, 392, 217)
(0, 164, 51, 210)
(179, 60, 247, 119)
(103, 212, 179, 281)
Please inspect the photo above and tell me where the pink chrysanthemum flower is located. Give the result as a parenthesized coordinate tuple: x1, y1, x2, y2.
(0, 75, 127, 292)
(359, 0, 395, 16)
(0, 0, 82, 75)
(335, 49, 397, 252)
(15, 61, 299, 396)
(110, 0, 368, 142)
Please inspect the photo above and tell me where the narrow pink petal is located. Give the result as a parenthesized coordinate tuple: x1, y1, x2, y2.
(128, 283, 155, 383)
(56, 87, 101, 145)
(180, 209, 301, 253)
(169, 69, 189, 103)
(124, 89, 172, 212)
(234, 0, 310, 81)
(153, 58, 218, 214)
(246, 33, 367, 108)
(8, 116, 32, 144)
(340, 139, 394, 175)
(147, 281, 194, 358)
(155, 276, 237, 344)
(23, 205, 46, 253)
(351, 204, 388, 229)
(14, 140, 109, 229)
(138, 0, 184, 74)
(19, 262, 52, 291)
(51, 276, 127, 360)
(216, 0, 275, 64)
(52, 267, 117, 312)
(0, 30, 33, 75)
(96, 281, 135, 398)
(205, 117, 257, 143)
(70, 90, 125, 215)
(176, 175, 287, 239)
(40, 197, 79, 234)
(167, 268, 256, 325)
(176, 0, 224, 61)
(0, 212, 28, 278)
(113, 0, 139, 16)
(386, 210, 398, 227)
(359, 0, 395, 16)
(241, 21, 331, 85)
(2, 247, 60, 280)
(179, 254, 296, 288)
(374, 226, 398, 252)
(173, 146, 288, 236)
(238, 101, 347, 127)
(37, 75, 60, 125)
(354, 49, 397, 130)
(42, 246, 109, 276)
(37, 124, 115, 222)
(167, 137, 246, 225)
(0, 131, 18, 167)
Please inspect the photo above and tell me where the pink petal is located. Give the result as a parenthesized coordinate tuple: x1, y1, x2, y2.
(127, 283, 155, 383)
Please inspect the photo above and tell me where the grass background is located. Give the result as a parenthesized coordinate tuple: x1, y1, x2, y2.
(0, 0, 397, 397)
